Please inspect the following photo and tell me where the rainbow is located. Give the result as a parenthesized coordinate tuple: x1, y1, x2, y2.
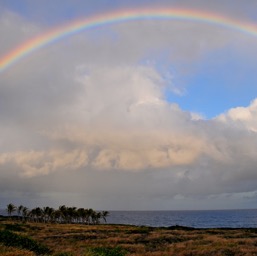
(1, 8, 257, 72)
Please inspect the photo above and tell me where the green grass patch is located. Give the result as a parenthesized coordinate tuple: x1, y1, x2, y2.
(87, 246, 128, 256)
(4, 223, 26, 232)
(221, 248, 236, 256)
(167, 225, 195, 231)
(126, 226, 152, 234)
(53, 252, 74, 256)
(136, 235, 186, 245)
(0, 230, 51, 255)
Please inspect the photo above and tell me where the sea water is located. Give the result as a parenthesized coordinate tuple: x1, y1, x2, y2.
(107, 209, 257, 228)
(1, 209, 257, 228)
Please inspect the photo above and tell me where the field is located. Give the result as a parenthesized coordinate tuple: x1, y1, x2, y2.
(1, 218, 257, 255)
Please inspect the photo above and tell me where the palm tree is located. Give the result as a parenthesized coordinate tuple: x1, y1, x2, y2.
(42, 206, 54, 223)
(29, 207, 43, 222)
(17, 205, 24, 221)
(29, 208, 37, 222)
(47, 207, 55, 223)
(22, 207, 29, 222)
(83, 208, 91, 224)
(96, 212, 102, 224)
(87, 208, 95, 224)
(59, 205, 67, 223)
(52, 209, 63, 223)
(42, 207, 48, 223)
(91, 210, 101, 224)
(68, 207, 77, 223)
(77, 208, 87, 224)
(35, 207, 43, 222)
(4, 203, 109, 225)
(6, 203, 16, 218)
(101, 211, 109, 223)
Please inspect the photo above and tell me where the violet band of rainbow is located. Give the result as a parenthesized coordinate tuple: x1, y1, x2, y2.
(1, 8, 257, 72)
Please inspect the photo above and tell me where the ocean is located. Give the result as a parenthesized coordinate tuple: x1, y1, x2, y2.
(1, 209, 257, 228)
(107, 209, 257, 228)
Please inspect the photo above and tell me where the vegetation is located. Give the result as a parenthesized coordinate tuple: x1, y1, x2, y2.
(1, 217, 257, 255)
(86, 246, 127, 256)
(0, 230, 51, 255)
(6, 203, 16, 218)
(3, 203, 109, 225)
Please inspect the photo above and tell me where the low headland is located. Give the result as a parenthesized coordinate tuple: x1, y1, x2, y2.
(1, 204, 257, 255)
(2, 218, 257, 255)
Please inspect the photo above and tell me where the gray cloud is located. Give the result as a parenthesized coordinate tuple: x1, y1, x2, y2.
(1, 3, 257, 210)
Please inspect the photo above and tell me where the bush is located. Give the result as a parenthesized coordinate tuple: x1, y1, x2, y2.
(4, 223, 25, 232)
(87, 246, 127, 256)
(54, 252, 74, 256)
(0, 230, 51, 255)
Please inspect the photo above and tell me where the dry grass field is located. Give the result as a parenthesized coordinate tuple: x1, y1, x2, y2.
(1, 219, 257, 255)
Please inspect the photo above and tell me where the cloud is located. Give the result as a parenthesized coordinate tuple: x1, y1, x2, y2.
(0, 10, 39, 56)
(0, 64, 207, 176)
(1, 4, 257, 209)
(217, 99, 257, 132)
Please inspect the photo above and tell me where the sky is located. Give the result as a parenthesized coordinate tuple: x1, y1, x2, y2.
(1, 0, 257, 210)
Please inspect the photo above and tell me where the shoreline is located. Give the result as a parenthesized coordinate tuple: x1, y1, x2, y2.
(2, 215, 257, 230)
(1, 219, 257, 255)
(2, 208, 257, 228)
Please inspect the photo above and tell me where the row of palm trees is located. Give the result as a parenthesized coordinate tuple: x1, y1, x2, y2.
(6, 203, 109, 224)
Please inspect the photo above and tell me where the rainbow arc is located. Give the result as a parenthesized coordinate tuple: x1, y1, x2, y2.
(1, 8, 257, 72)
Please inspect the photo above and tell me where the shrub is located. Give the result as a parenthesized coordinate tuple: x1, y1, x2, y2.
(87, 246, 127, 256)
(0, 230, 51, 255)
(4, 223, 25, 232)
(54, 252, 74, 256)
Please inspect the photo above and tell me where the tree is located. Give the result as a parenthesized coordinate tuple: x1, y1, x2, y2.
(77, 208, 87, 224)
(4, 203, 109, 225)
(47, 207, 55, 223)
(29, 208, 37, 222)
(29, 207, 43, 222)
(52, 209, 62, 223)
(6, 203, 16, 218)
(87, 208, 94, 224)
(17, 205, 24, 221)
(42, 206, 54, 223)
(35, 207, 43, 222)
(59, 205, 67, 223)
(67, 207, 77, 223)
(22, 207, 29, 222)
(91, 210, 101, 224)
(101, 211, 109, 223)
(42, 207, 48, 223)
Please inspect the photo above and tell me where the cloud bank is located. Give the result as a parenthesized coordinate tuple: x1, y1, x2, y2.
(1, 5, 257, 209)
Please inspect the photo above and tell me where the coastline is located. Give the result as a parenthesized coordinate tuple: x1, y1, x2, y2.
(1, 217, 257, 255)
(2, 208, 257, 228)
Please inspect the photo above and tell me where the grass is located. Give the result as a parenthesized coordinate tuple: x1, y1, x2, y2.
(1, 219, 257, 255)
(0, 230, 51, 255)
(86, 247, 127, 256)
